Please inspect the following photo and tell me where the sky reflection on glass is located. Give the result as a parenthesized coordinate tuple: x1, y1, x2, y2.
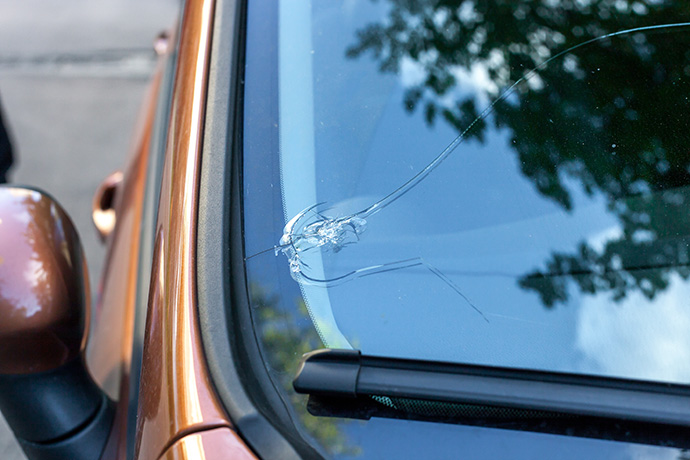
(266, 0, 690, 384)
(243, 0, 690, 457)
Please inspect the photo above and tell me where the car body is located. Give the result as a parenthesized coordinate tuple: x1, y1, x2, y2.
(1, 0, 255, 458)
(87, 0, 256, 457)
(3, 0, 690, 459)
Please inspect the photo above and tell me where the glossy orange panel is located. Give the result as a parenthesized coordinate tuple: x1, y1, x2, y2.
(87, 68, 161, 394)
(132, 0, 243, 458)
(90, 71, 163, 460)
(0, 186, 88, 374)
(159, 428, 258, 460)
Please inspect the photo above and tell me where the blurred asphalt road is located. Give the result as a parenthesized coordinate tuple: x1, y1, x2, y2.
(0, 1, 178, 458)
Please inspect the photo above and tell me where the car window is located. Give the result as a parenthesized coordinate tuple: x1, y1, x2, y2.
(241, 0, 690, 457)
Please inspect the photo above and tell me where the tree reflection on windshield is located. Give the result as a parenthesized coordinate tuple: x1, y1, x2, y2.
(344, 0, 690, 309)
(248, 283, 359, 456)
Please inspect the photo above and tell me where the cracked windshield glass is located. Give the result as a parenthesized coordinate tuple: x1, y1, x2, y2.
(242, 0, 690, 413)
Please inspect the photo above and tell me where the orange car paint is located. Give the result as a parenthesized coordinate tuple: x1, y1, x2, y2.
(159, 428, 257, 460)
(86, 0, 255, 456)
(131, 0, 255, 457)
(86, 67, 161, 399)
(92, 67, 162, 458)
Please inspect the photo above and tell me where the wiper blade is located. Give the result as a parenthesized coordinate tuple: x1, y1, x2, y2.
(293, 349, 690, 426)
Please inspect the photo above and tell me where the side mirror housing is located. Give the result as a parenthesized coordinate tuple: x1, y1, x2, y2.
(0, 186, 113, 460)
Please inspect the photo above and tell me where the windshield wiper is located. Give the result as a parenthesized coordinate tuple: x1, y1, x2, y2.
(294, 349, 690, 427)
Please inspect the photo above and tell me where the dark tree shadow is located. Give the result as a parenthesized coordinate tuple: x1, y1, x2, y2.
(347, 0, 690, 307)
(249, 283, 361, 456)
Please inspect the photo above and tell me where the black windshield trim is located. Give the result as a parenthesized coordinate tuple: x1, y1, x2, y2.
(196, 0, 320, 458)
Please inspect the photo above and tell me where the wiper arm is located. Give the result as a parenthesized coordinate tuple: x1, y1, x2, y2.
(294, 349, 690, 426)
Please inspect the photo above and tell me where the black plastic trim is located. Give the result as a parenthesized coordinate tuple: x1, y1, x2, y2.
(0, 356, 114, 460)
(196, 0, 321, 458)
(19, 397, 114, 460)
(0, 356, 108, 443)
(295, 349, 690, 426)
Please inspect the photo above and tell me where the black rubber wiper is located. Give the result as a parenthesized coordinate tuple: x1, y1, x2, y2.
(293, 349, 690, 426)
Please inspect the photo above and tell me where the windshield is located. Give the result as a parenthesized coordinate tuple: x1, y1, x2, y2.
(242, 0, 690, 456)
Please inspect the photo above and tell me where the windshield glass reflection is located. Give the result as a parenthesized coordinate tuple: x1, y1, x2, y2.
(245, 0, 690, 386)
(242, 0, 690, 456)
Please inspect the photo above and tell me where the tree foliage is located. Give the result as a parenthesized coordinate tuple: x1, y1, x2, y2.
(348, 0, 690, 306)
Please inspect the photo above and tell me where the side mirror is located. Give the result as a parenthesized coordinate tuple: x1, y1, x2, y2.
(0, 186, 113, 460)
